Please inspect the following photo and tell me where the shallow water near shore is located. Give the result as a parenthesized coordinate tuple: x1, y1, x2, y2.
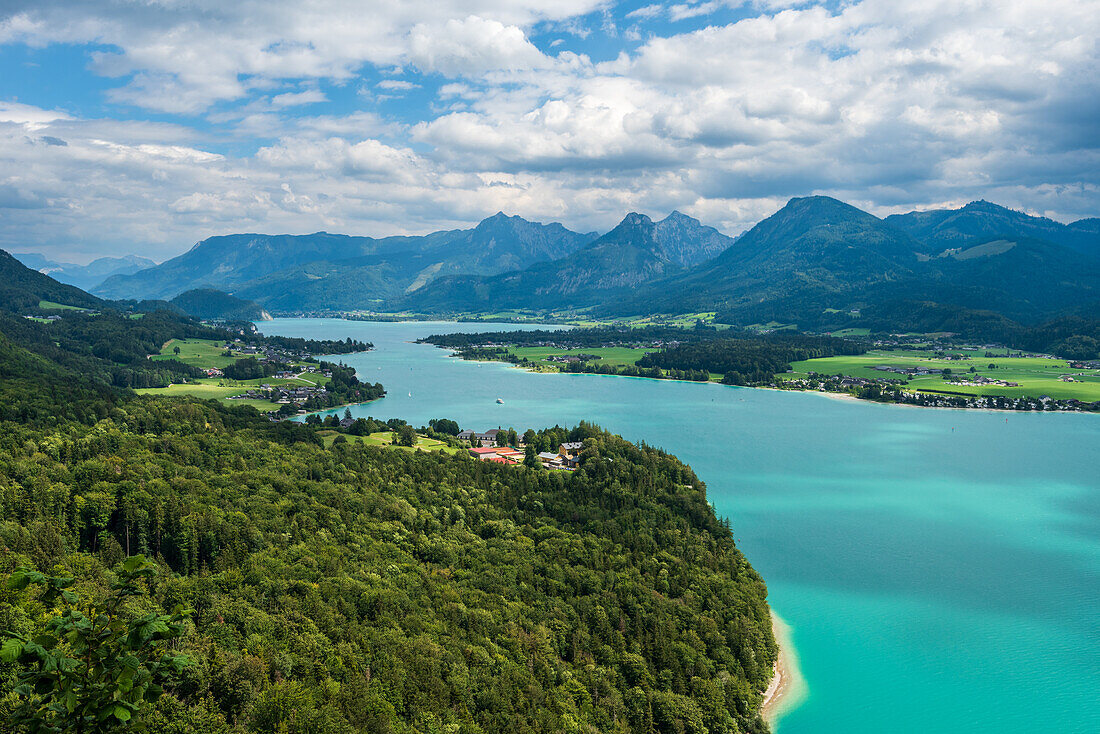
(260, 318, 1100, 733)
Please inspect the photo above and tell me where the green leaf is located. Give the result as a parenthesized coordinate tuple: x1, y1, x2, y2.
(112, 705, 132, 722)
(0, 637, 23, 662)
(7, 571, 28, 590)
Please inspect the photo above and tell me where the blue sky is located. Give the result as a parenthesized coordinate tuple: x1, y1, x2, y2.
(1, 0, 1097, 262)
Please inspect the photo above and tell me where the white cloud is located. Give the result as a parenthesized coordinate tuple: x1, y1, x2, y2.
(408, 16, 548, 75)
(271, 89, 328, 108)
(1, 1, 604, 113)
(0, 0, 1098, 261)
(0, 100, 71, 129)
(376, 80, 420, 91)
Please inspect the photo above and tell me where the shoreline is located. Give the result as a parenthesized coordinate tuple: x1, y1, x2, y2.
(761, 612, 807, 730)
(440, 351, 1098, 415)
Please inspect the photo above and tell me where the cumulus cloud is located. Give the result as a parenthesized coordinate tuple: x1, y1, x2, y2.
(408, 16, 549, 75)
(0, 1, 603, 113)
(0, 0, 1098, 261)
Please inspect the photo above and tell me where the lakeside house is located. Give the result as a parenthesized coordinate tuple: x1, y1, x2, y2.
(559, 441, 583, 456)
(478, 429, 503, 444)
(462, 434, 578, 470)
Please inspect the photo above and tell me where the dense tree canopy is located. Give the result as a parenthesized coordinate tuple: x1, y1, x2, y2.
(0, 302, 778, 733)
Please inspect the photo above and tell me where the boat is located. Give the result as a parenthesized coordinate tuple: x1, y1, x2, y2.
(496, 398, 504, 404)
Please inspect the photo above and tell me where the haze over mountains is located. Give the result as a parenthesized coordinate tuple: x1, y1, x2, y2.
(93, 214, 597, 309)
(31, 197, 1096, 331)
(13, 253, 156, 291)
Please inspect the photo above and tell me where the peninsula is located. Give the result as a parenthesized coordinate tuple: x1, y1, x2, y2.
(418, 326, 1100, 413)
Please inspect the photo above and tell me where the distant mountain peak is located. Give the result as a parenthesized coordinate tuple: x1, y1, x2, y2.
(617, 212, 654, 228)
(777, 195, 880, 226)
(474, 212, 537, 233)
(962, 199, 1010, 213)
(659, 210, 703, 226)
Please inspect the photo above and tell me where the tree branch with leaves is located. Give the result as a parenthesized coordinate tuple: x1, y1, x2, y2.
(2, 556, 192, 733)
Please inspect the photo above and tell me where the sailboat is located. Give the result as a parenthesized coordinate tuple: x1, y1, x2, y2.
(496, 398, 504, 404)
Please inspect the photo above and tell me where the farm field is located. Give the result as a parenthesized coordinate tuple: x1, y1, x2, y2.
(510, 345, 653, 368)
(133, 380, 279, 410)
(785, 349, 1100, 401)
(316, 430, 460, 453)
(38, 300, 89, 311)
(151, 338, 237, 368)
(135, 374, 325, 410)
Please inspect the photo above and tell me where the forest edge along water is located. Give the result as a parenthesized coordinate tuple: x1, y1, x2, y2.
(258, 318, 1100, 734)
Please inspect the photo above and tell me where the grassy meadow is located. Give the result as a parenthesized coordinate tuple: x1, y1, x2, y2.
(510, 345, 653, 368)
(316, 430, 461, 453)
(151, 338, 238, 368)
(140, 338, 328, 409)
(38, 300, 90, 311)
(784, 349, 1100, 401)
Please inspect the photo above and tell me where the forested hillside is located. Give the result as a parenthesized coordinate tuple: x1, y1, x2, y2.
(170, 288, 271, 321)
(0, 272, 778, 732)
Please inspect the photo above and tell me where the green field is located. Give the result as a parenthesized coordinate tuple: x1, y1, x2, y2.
(317, 430, 460, 453)
(151, 338, 237, 368)
(510, 346, 653, 368)
(140, 338, 340, 409)
(785, 349, 1100, 401)
(135, 373, 325, 410)
(38, 300, 89, 311)
(133, 380, 279, 410)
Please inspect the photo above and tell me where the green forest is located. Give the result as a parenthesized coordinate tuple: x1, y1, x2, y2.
(638, 334, 866, 385)
(0, 266, 778, 733)
(422, 327, 865, 386)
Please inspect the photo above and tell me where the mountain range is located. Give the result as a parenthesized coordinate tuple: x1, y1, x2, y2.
(401, 211, 735, 312)
(13, 253, 156, 291)
(885, 200, 1099, 257)
(93, 213, 597, 309)
(18, 196, 1095, 332)
(602, 197, 1100, 327)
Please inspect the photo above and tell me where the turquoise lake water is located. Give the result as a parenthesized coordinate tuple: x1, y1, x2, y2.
(259, 319, 1100, 733)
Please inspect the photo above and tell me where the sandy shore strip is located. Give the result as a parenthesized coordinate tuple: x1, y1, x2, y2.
(762, 612, 808, 730)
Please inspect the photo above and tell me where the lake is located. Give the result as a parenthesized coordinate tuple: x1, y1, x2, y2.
(259, 318, 1100, 734)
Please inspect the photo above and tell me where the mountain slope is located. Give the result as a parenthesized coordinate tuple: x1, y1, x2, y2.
(609, 196, 921, 320)
(94, 232, 389, 300)
(651, 210, 737, 266)
(0, 249, 107, 312)
(898, 236, 1100, 320)
(607, 197, 1100, 327)
(886, 200, 1100, 256)
(93, 215, 597, 308)
(13, 253, 156, 291)
(403, 212, 716, 312)
(169, 288, 271, 321)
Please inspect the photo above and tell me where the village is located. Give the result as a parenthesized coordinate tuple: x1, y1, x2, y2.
(457, 428, 583, 470)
